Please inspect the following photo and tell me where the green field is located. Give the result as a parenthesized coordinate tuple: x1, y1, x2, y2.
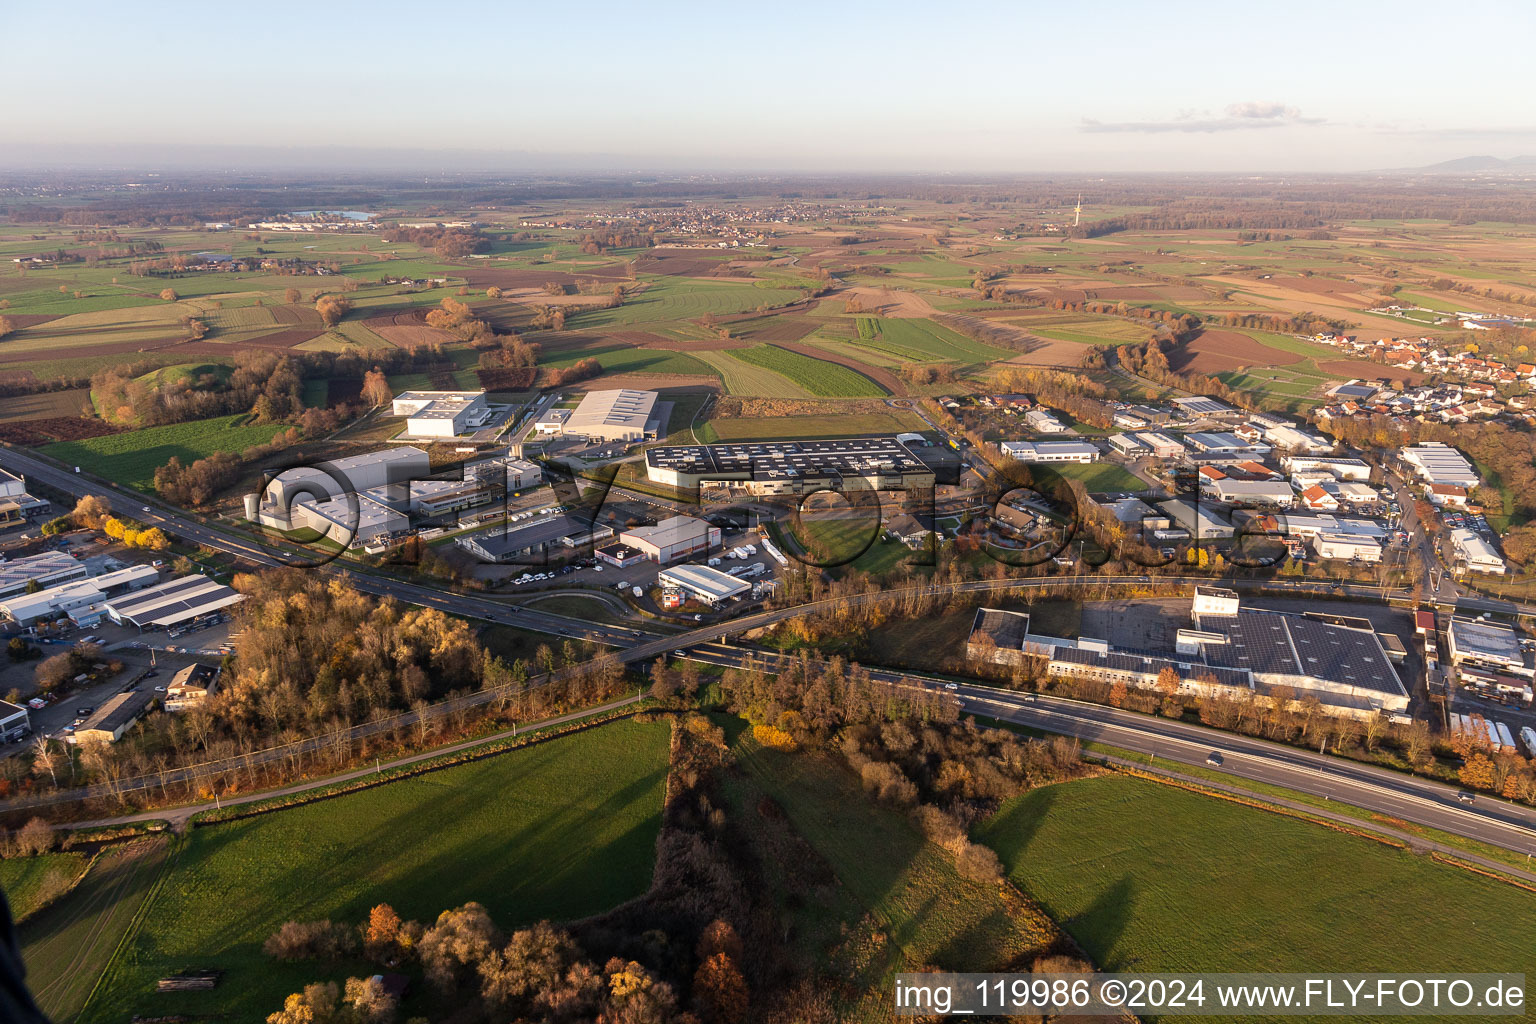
(728, 344, 886, 397)
(41, 414, 290, 491)
(82, 718, 669, 1023)
(0, 851, 89, 923)
(690, 349, 810, 397)
(844, 317, 1011, 364)
(977, 775, 1536, 980)
(542, 340, 715, 378)
(698, 409, 928, 442)
(564, 275, 803, 330)
(726, 728, 1062, 1021)
(20, 840, 170, 1024)
(1044, 461, 1146, 492)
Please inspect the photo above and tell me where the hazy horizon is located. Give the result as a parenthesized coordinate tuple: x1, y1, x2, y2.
(8, 0, 1536, 174)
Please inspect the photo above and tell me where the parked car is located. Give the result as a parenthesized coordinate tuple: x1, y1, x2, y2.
(74, 706, 94, 716)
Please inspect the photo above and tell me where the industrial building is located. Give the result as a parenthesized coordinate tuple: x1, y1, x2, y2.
(563, 389, 661, 442)
(291, 492, 409, 548)
(0, 467, 48, 527)
(258, 447, 431, 516)
(1262, 424, 1331, 453)
(1273, 512, 1387, 541)
(1281, 455, 1371, 482)
(0, 564, 159, 626)
(1000, 440, 1099, 464)
(0, 552, 90, 601)
(1311, 533, 1383, 562)
(1185, 432, 1272, 457)
(1402, 442, 1479, 488)
(455, 515, 614, 563)
(1206, 478, 1295, 508)
(465, 454, 543, 493)
(1451, 528, 1506, 575)
(0, 701, 29, 743)
(657, 563, 751, 605)
(72, 691, 154, 744)
(1172, 396, 1239, 418)
(1158, 499, 1234, 540)
(969, 587, 1407, 718)
(392, 390, 491, 438)
(1445, 618, 1532, 678)
(1109, 431, 1185, 459)
(645, 436, 935, 495)
(104, 575, 244, 630)
(617, 516, 720, 564)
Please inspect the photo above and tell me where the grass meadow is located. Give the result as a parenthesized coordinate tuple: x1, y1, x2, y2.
(727, 344, 886, 397)
(82, 718, 669, 1023)
(724, 726, 1064, 1022)
(0, 851, 89, 923)
(42, 414, 290, 491)
(976, 775, 1536, 980)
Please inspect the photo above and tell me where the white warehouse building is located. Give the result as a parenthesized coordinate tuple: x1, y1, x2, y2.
(1000, 440, 1099, 464)
(392, 391, 491, 438)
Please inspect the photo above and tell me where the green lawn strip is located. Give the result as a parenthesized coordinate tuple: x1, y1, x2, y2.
(82, 717, 670, 1023)
(0, 851, 90, 923)
(975, 774, 1536, 984)
(40, 414, 290, 492)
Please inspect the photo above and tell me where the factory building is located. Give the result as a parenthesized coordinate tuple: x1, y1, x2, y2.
(104, 575, 244, 631)
(1401, 442, 1479, 488)
(563, 389, 661, 442)
(392, 391, 491, 438)
(617, 516, 720, 564)
(657, 564, 751, 605)
(1000, 440, 1099, 464)
(0, 552, 90, 600)
(646, 437, 934, 495)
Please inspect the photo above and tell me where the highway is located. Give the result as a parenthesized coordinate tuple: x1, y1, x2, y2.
(682, 641, 1536, 860)
(7, 444, 1536, 859)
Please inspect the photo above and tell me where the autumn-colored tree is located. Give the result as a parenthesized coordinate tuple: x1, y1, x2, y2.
(315, 295, 353, 327)
(1459, 752, 1496, 791)
(418, 902, 501, 992)
(72, 494, 111, 530)
(1155, 666, 1181, 697)
(486, 285, 503, 299)
(693, 953, 748, 1023)
(0, 315, 13, 339)
(361, 367, 393, 408)
(363, 903, 402, 960)
(1108, 680, 1128, 707)
(284, 287, 301, 304)
(159, 287, 177, 301)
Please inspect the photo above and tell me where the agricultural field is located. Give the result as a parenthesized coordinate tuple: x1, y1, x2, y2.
(725, 727, 1064, 1022)
(842, 316, 1011, 364)
(41, 414, 290, 491)
(698, 408, 928, 442)
(82, 718, 669, 1023)
(0, 388, 91, 423)
(0, 850, 89, 923)
(563, 275, 804, 330)
(977, 775, 1536, 978)
(728, 344, 886, 397)
(19, 839, 171, 1024)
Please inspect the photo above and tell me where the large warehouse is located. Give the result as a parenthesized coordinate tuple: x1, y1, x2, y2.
(969, 588, 1407, 719)
(658, 564, 750, 605)
(1402, 442, 1479, 488)
(104, 575, 244, 630)
(646, 436, 935, 495)
(617, 516, 720, 564)
(257, 446, 431, 516)
(0, 552, 90, 601)
(563, 389, 661, 442)
(0, 564, 159, 626)
(392, 391, 491, 438)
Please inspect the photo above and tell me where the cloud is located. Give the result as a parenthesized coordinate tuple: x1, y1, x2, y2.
(1082, 102, 1324, 134)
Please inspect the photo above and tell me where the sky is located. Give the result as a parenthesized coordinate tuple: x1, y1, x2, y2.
(8, 0, 1536, 174)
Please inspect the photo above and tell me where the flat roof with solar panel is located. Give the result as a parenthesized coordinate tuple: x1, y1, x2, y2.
(646, 436, 935, 493)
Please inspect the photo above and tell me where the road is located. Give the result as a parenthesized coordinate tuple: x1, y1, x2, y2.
(681, 641, 1536, 860)
(10, 445, 1536, 860)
